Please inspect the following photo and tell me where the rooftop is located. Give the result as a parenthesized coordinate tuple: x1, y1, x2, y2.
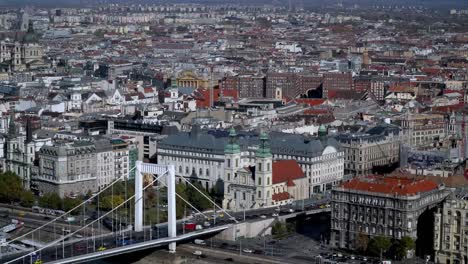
(340, 175, 440, 196)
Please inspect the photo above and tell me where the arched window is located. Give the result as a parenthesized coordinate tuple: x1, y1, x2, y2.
(267, 177, 270, 185)
(258, 177, 261, 185)
(206, 169, 209, 176)
(199, 168, 203, 176)
(258, 163, 262, 172)
(179, 166, 182, 173)
(267, 162, 270, 171)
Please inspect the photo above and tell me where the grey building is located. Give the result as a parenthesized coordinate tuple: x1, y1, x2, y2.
(336, 124, 403, 176)
(35, 141, 98, 197)
(331, 175, 449, 250)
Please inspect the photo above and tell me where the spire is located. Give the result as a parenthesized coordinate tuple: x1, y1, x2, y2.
(256, 132, 272, 158)
(225, 127, 240, 154)
(26, 118, 33, 143)
(8, 113, 16, 137)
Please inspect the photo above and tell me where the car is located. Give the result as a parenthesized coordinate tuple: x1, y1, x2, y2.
(337, 253, 343, 257)
(363, 257, 368, 261)
(253, 249, 264, 254)
(272, 213, 279, 217)
(203, 221, 211, 227)
(351, 255, 356, 260)
(275, 207, 281, 212)
(194, 239, 206, 245)
(260, 215, 267, 219)
(224, 257, 234, 262)
(97, 246, 106, 251)
(193, 250, 202, 256)
(288, 209, 294, 213)
(242, 248, 253, 253)
(74, 244, 86, 252)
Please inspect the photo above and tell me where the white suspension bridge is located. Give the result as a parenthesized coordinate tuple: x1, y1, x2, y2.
(0, 161, 238, 264)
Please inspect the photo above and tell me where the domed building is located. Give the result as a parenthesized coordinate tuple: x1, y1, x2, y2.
(0, 20, 44, 72)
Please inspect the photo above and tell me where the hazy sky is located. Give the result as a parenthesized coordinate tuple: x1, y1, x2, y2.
(0, 0, 467, 8)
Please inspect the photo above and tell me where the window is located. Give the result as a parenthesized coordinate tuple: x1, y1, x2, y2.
(179, 166, 182, 173)
(227, 159, 231, 168)
(243, 192, 246, 200)
(267, 177, 270, 185)
(206, 169, 209, 176)
(267, 162, 270, 171)
(258, 190, 261, 198)
(235, 159, 239, 167)
(227, 173, 230, 181)
(199, 168, 203, 176)
(258, 163, 262, 172)
(258, 177, 261, 185)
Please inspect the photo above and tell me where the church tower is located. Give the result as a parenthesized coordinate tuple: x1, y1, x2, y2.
(255, 132, 273, 207)
(222, 128, 241, 209)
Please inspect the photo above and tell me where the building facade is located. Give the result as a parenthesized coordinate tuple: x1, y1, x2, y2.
(434, 197, 468, 264)
(336, 124, 403, 176)
(331, 175, 449, 250)
(35, 141, 98, 197)
(157, 128, 344, 195)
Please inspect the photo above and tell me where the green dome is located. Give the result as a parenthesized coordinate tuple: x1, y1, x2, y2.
(22, 21, 38, 43)
(225, 128, 240, 154)
(318, 124, 327, 137)
(256, 132, 272, 158)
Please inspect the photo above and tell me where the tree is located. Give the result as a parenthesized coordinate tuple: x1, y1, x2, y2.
(356, 232, 370, 253)
(391, 236, 415, 260)
(367, 236, 392, 257)
(0, 172, 24, 203)
(20, 191, 35, 208)
(272, 221, 288, 239)
(63, 197, 81, 214)
(187, 183, 211, 211)
(99, 195, 124, 211)
(39, 193, 62, 210)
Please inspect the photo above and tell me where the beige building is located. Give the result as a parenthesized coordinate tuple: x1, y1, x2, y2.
(396, 113, 446, 147)
(434, 197, 468, 264)
(336, 124, 403, 176)
(175, 70, 209, 89)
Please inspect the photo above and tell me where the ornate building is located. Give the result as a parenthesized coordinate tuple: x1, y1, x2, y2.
(0, 20, 44, 72)
(222, 129, 309, 210)
(331, 175, 449, 251)
(175, 70, 209, 89)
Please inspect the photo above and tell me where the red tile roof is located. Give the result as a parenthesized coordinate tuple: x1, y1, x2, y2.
(341, 176, 439, 196)
(272, 160, 305, 185)
(294, 98, 326, 106)
(272, 192, 290, 202)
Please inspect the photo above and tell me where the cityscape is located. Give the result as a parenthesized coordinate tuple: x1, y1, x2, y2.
(0, 0, 466, 263)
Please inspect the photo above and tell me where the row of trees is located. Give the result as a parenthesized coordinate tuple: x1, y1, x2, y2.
(356, 233, 415, 260)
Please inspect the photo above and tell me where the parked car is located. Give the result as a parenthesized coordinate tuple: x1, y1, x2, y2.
(194, 239, 206, 245)
(242, 248, 253, 253)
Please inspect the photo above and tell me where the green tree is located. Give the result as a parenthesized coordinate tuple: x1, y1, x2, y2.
(0, 172, 24, 203)
(175, 183, 188, 218)
(39, 193, 62, 210)
(391, 236, 415, 260)
(20, 191, 35, 208)
(99, 195, 124, 211)
(63, 197, 82, 214)
(367, 236, 392, 257)
(187, 182, 211, 211)
(272, 221, 288, 239)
